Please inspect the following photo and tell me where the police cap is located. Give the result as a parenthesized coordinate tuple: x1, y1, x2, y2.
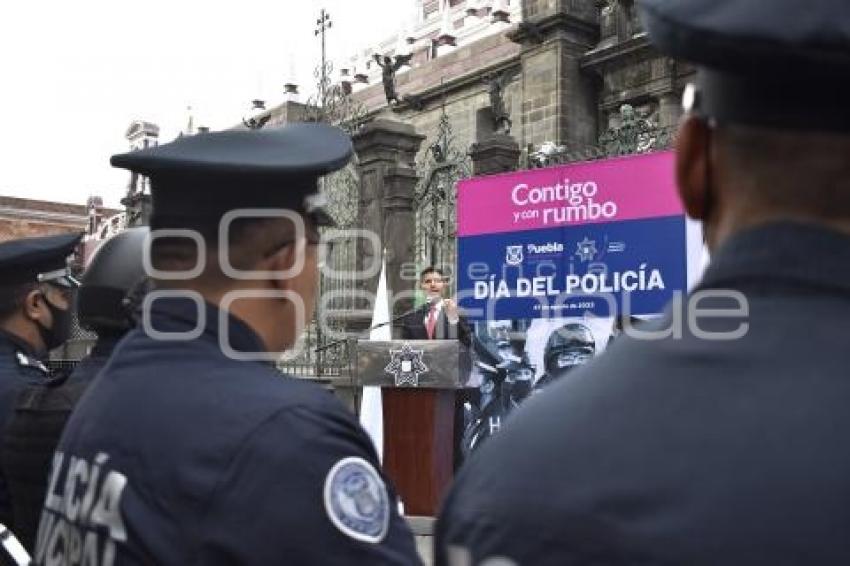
(0, 233, 82, 288)
(638, 0, 850, 132)
(110, 122, 353, 233)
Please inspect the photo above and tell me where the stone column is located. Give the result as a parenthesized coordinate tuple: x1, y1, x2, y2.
(658, 91, 682, 130)
(511, 0, 600, 150)
(352, 120, 425, 319)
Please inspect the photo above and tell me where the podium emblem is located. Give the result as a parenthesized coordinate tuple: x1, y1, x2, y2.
(384, 342, 428, 387)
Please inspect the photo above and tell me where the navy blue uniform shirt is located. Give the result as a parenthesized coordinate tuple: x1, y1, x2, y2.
(436, 223, 850, 565)
(0, 330, 49, 525)
(0, 331, 50, 414)
(33, 298, 421, 565)
(2, 334, 122, 552)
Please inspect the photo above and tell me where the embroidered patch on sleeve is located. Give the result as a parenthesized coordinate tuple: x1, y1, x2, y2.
(323, 456, 390, 544)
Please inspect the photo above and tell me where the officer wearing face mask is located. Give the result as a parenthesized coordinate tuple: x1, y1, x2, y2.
(533, 322, 596, 390)
(0, 232, 81, 527)
(2, 227, 149, 553)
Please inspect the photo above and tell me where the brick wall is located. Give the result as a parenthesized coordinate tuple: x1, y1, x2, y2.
(0, 196, 91, 242)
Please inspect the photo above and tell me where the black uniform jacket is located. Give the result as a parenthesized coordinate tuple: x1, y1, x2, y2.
(3, 334, 121, 551)
(436, 222, 850, 566)
(0, 331, 49, 526)
(32, 297, 421, 565)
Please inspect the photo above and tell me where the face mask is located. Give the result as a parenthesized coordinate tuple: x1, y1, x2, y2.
(37, 292, 73, 352)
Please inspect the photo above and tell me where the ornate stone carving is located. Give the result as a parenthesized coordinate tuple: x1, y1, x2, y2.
(599, 104, 670, 155)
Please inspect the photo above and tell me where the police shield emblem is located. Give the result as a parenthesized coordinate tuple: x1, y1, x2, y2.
(384, 343, 428, 387)
(505, 245, 523, 266)
(323, 457, 390, 544)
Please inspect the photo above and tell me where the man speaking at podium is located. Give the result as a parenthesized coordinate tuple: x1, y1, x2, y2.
(396, 267, 474, 474)
(398, 267, 470, 347)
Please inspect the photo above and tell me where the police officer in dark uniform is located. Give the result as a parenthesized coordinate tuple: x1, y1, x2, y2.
(32, 124, 421, 565)
(436, 1, 850, 564)
(0, 233, 80, 528)
(533, 322, 595, 390)
(2, 227, 149, 552)
(66, 226, 150, 386)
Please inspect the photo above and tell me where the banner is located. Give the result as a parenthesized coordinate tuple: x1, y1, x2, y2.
(457, 151, 686, 320)
(455, 152, 706, 455)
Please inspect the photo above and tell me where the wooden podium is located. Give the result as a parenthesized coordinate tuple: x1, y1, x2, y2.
(356, 339, 466, 516)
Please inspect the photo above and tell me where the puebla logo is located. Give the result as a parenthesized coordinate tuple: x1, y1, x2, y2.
(505, 245, 524, 266)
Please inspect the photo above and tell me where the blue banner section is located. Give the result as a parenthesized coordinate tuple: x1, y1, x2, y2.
(457, 215, 687, 319)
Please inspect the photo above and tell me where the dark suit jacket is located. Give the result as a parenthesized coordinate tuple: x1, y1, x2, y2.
(397, 303, 471, 348)
(436, 222, 850, 565)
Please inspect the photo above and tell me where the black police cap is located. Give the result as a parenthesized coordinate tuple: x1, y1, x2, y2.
(110, 122, 353, 231)
(0, 232, 82, 288)
(638, 0, 850, 132)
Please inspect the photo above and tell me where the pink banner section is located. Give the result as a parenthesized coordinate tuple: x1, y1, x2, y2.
(457, 151, 682, 237)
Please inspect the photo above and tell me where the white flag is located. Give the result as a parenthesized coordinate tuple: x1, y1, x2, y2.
(359, 253, 389, 462)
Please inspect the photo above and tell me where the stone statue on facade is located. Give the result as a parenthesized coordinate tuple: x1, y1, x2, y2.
(374, 53, 413, 106)
(483, 70, 516, 135)
(595, 0, 641, 42)
(242, 114, 271, 130)
(596, 0, 617, 42)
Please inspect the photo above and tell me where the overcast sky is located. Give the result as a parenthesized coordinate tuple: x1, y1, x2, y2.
(0, 0, 409, 208)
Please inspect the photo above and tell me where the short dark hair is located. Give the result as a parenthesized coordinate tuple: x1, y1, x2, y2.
(420, 266, 444, 280)
(151, 216, 306, 288)
(718, 124, 850, 216)
(0, 282, 37, 321)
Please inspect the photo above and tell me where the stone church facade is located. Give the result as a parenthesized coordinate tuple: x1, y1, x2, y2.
(264, 0, 689, 169)
(246, 0, 693, 383)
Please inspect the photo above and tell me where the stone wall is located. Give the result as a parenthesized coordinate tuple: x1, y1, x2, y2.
(256, 0, 692, 335)
(354, 30, 523, 163)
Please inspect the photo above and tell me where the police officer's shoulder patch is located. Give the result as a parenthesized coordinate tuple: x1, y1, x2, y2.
(323, 456, 390, 544)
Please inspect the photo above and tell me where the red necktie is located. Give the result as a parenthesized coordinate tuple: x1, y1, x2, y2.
(426, 305, 438, 339)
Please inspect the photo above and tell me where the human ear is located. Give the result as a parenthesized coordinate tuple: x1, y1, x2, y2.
(23, 288, 47, 322)
(675, 115, 712, 221)
(266, 239, 307, 291)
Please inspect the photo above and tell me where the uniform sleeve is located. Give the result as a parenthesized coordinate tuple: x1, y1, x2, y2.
(195, 401, 422, 565)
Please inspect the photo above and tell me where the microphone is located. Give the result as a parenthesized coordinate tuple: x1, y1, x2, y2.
(313, 300, 431, 353)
